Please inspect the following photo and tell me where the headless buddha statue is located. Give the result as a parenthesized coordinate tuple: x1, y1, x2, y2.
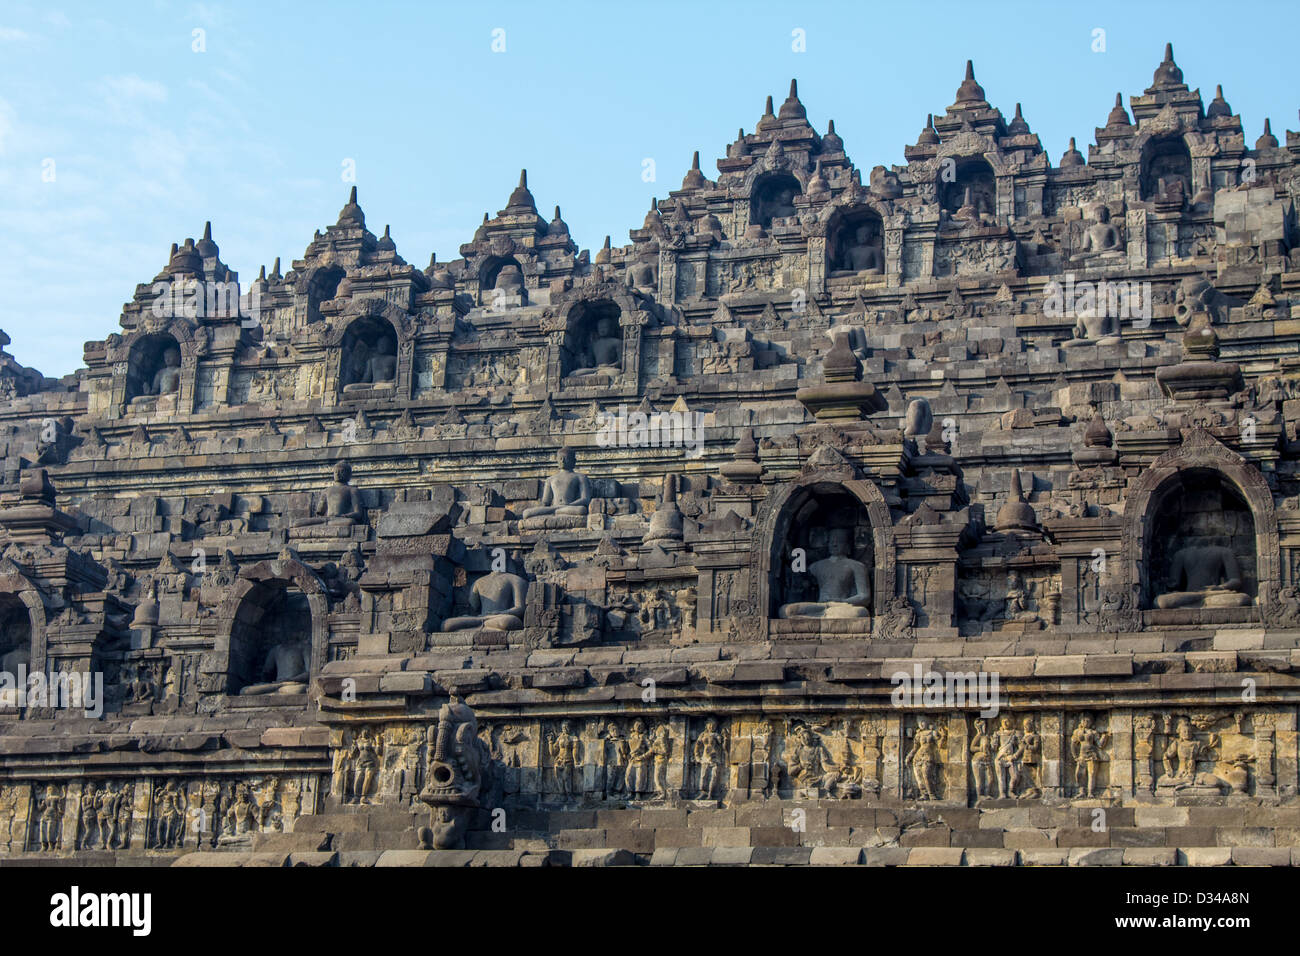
(778, 527, 872, 620)
(238, 641, 309, 695)
(1155, 539, 1251, 609)
(443, 569, 529, 632)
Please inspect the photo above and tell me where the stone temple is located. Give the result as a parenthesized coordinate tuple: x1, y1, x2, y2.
(1, 47, 1299, 867)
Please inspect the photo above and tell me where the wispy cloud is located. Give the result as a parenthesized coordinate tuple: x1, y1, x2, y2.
(0, 26, 33, 41)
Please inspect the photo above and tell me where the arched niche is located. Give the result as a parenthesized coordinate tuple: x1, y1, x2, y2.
(827, 206, 885, 275)
(306, 265, 345, 316)
(938, 158, 995, 216)
(750, 172, 801, 229)
(126, 333, 183, 403)
(1140, 135, 1192, 202)
(340, 315, 398, 391)
(214, 559, 329, 698)
(480, 255, 523, 302)
(562, 298, 623, 379)
(748, 470, 896, 632)
(1123, 433, 1279, 616)
(0, 593, 33, 673)
(1143, 469, 1256, 610)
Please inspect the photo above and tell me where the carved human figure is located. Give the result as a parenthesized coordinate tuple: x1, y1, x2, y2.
(1157, 719, 1226, 791)
(95, 785, 121, 849)
(1016, 716, 1042, 798)
(521, 447, 592, 519)
(38, 786, 62, 851)
(604, 721, 629, 797)
(788, 724, 841, 797)
(843, 223, 883, 274)
(778, 527, 872, 619)
(905, 718, 947, 800)
(625, 720, 653, 797)
(0, 788, 16, 851)
(224, 783, 258, 838)
(150, 346, 182, 396)
(689, 718, 726, 800)
(1004, 571, 1038, 623)
(1155, 540, 1251, 609)
(970, 719, 996, 798)
(442, 569, 529, 631)
(1070, 716, 1110, 798)
(358, 334, 397, 385)
(568, 316, 622, 378)
(238, 641, 309, 696)
(78, 790, 97, 850)
(993, 717, 1022, 799)
(155, 780, 185, 848)
(351, 731, 380, 805)
(756, 181, 797, 226)
(1080, 203, 1123, 256)
(298, 461, 365, 526)
(547, 721, 581, 798)
(1060, 290, 1121, 346)
(650, 724, 673, 799)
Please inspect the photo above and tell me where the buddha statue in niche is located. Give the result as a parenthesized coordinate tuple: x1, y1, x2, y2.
(150, 346, 182, 396)
(443, 567, 529, 632)
(521, 447, 591, 520)
(839, 223, 883, 274)
(357, 333, 396, 385)
(1155, 536, 1251, 609)
(778, 527, 872, 620)
(238, 639, 309, 695)
(566, 315, 622, 379)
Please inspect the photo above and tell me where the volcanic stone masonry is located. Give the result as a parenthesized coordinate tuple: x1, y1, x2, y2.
(2, 47, 1300, 867)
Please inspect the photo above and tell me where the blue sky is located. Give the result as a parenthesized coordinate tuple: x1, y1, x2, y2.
(1, 0, 1295, 377)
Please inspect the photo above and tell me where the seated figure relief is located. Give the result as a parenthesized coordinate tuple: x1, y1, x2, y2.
(238, 639, 309, 695)
(778, 527, 872, 620)
(1156, 719, 1227, 792)
(295, 462, 365, 528)
(150, 346, 183, 396)
(1155, 538, 1251, 609)
(567, 316, 622, 380)
(836, 222, 884, 274)
(1079, 203, 1124, 257)
(443, 566, 529, 632)
(520, 448, 592, 527)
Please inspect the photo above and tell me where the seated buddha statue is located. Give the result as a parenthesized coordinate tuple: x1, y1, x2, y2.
(566, 317, 622, 379)
(1155, 538, 1251, 609)
(778, 528, 872, 620)
(442, 570, 529, 632)
(521, 448, 591, 520)
(150, 346, 183, 396)
(238, 641, 309, 695)
(358, 334, 396, 385)
(296, 462, 365, 527)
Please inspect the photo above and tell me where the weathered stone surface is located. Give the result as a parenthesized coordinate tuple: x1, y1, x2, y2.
(0, 46, 1293, 869)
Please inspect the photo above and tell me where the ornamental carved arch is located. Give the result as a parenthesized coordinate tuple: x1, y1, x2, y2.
(106, 317, 203, 414)
(0, 568, 49, 675)
(1121, 430, 1278, 613)
(743, 466, 896, 638)
(325, 298, 416, 401)
(212, 557, 331, 697)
